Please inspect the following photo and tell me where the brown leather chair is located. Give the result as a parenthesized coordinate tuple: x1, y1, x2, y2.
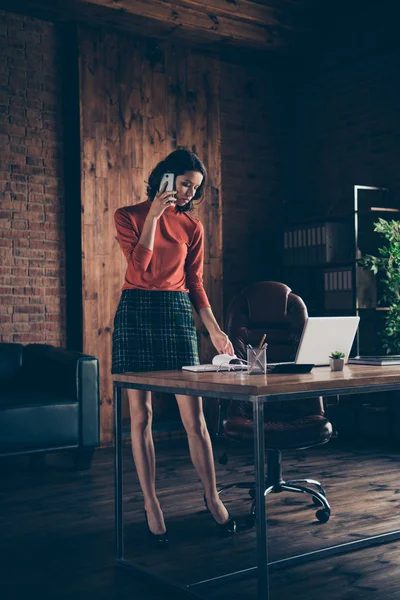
(219, 281, 332, 523)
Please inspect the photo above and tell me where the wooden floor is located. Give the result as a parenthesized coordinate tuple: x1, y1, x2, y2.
(2, 439, 400, 600)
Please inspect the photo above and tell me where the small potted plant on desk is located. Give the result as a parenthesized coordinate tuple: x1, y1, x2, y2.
(329, 351, 346, 371)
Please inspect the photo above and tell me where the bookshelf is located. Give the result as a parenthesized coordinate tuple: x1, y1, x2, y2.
(283, 221, 353, 267)
(283, 185, 400, 356)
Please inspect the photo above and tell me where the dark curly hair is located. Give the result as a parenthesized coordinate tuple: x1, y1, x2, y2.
(146, 149, 207, 213)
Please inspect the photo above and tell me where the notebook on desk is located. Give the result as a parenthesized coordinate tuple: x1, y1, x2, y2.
(348, 355, 400, 366)
(182, 354, 247, 372)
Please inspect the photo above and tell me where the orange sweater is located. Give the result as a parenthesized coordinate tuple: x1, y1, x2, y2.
(114, 200, 210, 312)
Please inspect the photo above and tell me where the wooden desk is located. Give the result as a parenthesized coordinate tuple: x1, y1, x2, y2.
(113, 365, 400, 599)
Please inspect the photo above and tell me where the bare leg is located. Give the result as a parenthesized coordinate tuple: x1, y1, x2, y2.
(128, 389, 166, 535)
(175, 394, 230, 524)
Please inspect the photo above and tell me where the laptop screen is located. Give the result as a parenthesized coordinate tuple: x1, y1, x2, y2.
(295, 317, 360, 366)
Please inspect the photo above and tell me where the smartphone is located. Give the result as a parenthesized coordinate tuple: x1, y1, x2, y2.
(159, 172, 175, 193)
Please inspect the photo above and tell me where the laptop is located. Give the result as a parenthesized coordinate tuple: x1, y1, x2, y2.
(267, 316, 360, 373)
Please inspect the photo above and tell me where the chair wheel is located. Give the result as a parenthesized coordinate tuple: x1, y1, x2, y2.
(316, 509, 330, 523)
(249, 488, 256, 499)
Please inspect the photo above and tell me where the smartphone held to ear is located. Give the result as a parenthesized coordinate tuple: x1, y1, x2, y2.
(159, 172, 175, 193)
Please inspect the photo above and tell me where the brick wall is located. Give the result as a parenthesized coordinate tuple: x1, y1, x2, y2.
(0, 11, 66, 345)
(220, 63, 288, 314)
(0, 11, 292, 346)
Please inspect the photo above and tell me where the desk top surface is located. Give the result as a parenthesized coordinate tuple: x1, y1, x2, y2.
(113, 364, 400, 399)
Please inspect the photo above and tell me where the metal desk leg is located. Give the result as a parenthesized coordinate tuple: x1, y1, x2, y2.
(253, 397, 268, 600)
(114, 384, 124, 561)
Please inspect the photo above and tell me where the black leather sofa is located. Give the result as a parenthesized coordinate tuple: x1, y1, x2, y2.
(0, 343, 100, 469)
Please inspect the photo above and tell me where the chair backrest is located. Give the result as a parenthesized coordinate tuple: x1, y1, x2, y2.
(226, 281, 307, 363)
(225, 281, 324, 418)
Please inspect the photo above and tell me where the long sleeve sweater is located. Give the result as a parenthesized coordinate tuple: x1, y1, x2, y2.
(114, 200, 210, 312)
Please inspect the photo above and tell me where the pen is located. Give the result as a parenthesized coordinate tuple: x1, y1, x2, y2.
(258, 333, 266, 349)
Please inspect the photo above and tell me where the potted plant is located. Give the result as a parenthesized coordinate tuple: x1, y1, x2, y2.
(329, 351, 346, 371)
(357, 218, 400, 354)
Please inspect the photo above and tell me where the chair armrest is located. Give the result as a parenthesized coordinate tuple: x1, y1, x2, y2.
(22, 344, 100, 447)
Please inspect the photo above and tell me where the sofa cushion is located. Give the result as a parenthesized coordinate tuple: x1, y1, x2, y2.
(0, 393, 78, 410)
(0, 401, 79, 453)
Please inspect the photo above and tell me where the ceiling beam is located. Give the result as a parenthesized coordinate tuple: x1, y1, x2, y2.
(0, 0, 313, 51)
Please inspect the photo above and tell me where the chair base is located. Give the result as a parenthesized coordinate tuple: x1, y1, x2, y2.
(218, 448, 331, 524)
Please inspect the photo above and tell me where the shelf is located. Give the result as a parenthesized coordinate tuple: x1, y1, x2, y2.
(322, 311, 356, 316)
(281, 190, 394, 357)
(357, 307, 390, 312)
(284, 261, 353, 269)
(285, 207, 400, 228)
(362, 207, 400, 213)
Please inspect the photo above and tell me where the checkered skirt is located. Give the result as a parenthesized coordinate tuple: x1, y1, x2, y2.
(112, 289, 200, 373)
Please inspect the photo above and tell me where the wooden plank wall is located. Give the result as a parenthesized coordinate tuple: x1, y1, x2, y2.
(79, 26, 222, 445)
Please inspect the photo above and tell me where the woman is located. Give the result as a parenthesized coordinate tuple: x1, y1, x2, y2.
(112, 149, 236, 544)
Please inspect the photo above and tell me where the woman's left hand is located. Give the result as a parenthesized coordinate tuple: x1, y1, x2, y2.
(209, 329, 235, 356)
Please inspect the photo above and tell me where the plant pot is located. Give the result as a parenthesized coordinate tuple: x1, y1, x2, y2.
(329, 358, 344, 371)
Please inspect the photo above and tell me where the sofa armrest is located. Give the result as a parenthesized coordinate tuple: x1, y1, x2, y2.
(22, 344, 100, 447)
(0, 343, 24, 392)
(78, 354, 100, 447)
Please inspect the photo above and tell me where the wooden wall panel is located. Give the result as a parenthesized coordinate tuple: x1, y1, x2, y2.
(79, 27, 222, 445)
(220, 63, 287, 313)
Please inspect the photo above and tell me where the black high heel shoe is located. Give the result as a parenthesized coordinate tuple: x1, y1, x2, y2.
(203, 494, 237, 534)
(144, 510, 169, 547)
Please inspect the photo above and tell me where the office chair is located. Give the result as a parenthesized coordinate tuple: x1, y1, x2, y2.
(218, 281, 332, 523)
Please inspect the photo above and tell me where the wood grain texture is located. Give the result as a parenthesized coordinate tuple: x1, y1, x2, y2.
(114, 365, 400, 399)
(79, 26, 222, 445)
(0, 0, 315, 51)
(84, 0, 288, 47)
(3, 441, 400, 600)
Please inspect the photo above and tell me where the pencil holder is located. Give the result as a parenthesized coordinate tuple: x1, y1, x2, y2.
(247, 344, 267, 374)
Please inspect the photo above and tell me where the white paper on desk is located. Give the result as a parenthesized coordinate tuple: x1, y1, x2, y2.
(182, 353, 247, 372)
(212, 353, 239, 366)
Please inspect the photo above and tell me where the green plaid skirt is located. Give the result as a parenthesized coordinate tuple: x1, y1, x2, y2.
(112, 289, 200, 373)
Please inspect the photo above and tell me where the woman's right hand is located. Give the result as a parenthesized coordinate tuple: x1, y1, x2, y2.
(148, 184, 176, 219)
